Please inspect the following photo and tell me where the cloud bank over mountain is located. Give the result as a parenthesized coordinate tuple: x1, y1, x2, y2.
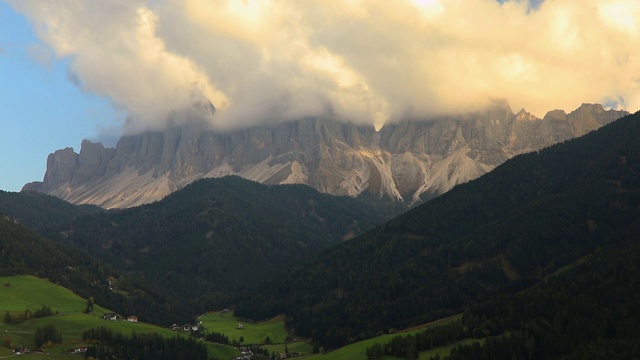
(9, 0, 640, 133)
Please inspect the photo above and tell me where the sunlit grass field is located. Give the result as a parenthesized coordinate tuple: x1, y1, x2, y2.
(0, 275, 110, 314)
(199, 310, 290, 345)
(0, 275, 238, 359)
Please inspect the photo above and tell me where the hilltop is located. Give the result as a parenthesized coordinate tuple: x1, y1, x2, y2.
(43, 176, 393, 310)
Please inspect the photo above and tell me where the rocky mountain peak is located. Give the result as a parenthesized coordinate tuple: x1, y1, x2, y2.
(542, 109, 568, 122)
(24, 103, 629, 209)
(42, 147, 79, 193)
(515, 108, 538, 121)
(568, 103, 619, 136)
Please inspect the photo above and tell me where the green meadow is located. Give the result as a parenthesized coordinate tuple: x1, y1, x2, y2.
(199, 310, 290, 345)
(201, 308, 469, 360)
(0, 275, 110, 314)
(0, 275, 238, 359)
(201, 310, 314, 358)
(0, 275, 476, 360)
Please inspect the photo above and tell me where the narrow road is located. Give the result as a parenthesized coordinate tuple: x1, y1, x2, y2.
(1, 329, 34, 335)
(0, 352, 83, 358)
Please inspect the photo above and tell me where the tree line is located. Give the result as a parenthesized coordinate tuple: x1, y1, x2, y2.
(4, 305, 55, 324)
(83, 326, 207, 360)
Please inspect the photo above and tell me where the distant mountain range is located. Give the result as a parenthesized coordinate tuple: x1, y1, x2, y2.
(24, 101, 627, 208)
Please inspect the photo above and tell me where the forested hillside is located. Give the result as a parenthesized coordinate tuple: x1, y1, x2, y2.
(235, 111, 640, 349)
(47, 176, 393, 310)
(0, 215, 193, 325)
(0, 190, 103, 232)
(366, 240, 640, 359)
(447, 242, 640, 359)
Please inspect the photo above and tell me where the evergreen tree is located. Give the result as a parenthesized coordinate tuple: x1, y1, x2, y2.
(34, 325, 62, 347)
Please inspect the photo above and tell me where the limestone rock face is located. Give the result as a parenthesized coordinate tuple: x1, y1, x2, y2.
(39, 147, 79, 194)
(24, 103, 628, 209)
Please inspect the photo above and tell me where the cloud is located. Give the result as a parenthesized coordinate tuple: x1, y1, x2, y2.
(7, 0, 640, 134)
(8, 1, 227, 134)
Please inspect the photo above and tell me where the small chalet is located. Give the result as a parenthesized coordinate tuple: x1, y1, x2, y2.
(279, 353, 299, 359)
(12, 348, 28, 355)
(171, 323, 199, 331)
(126, 315, 138, 322)
(103, 313, 118, 320)
(237, 322, 244, 329)
(69, 346, 88, 353)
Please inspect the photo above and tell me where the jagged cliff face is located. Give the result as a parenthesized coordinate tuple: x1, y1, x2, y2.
(24, 103, 628, 209)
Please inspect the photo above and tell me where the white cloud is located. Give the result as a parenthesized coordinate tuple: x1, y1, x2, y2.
(8, 0, 640, 133)
(8, 1, 227, 133)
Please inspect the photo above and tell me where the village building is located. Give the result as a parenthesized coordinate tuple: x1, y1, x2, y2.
(102, 312, 118, 320)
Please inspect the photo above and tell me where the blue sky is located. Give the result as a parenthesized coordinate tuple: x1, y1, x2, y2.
(1, 0, 638, 192)
(0, 2, 121, 191)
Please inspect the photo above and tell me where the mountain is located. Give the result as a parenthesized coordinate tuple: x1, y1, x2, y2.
(0, 214, 193, 326)
(24, 102, 627, 209)
(44, 176, 391, 310)
(444, 243, 640, 359)
(367, 242, 640, 359)
(233, 111, 640, 348)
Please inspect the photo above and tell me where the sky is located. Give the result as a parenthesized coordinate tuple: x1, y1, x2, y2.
(1, 0, 639, 192)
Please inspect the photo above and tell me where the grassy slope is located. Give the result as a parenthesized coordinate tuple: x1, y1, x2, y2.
(200, 311, 290, 345)
(304, 315, 464, 360)
(0, 275, 238, 360)
(201, 310, 469, 360)
(200, 311, 317, 357)
(305, 336, 481, 360)
(0, 275, 110, 314)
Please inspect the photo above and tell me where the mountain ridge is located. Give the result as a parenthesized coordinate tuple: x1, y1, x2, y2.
(42, 175, 392, 310)
(25, 102, 627, 208)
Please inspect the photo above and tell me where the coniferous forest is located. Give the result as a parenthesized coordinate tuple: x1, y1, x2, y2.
(41, 176, 396, 311)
